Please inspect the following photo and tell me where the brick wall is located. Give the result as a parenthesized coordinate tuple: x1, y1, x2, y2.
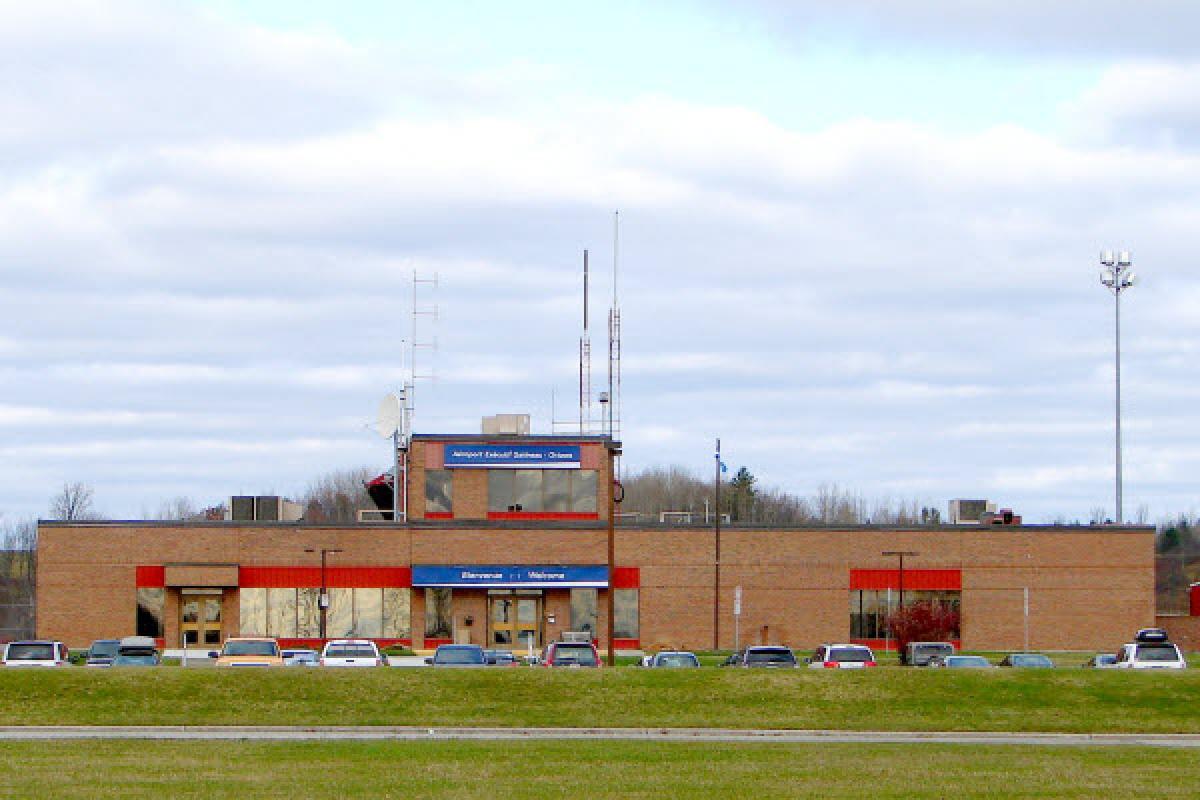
(1157, 615, 1200, 653)
(37, 521, 1154, 651)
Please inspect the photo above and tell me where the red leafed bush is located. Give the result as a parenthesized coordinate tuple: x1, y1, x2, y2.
(885, 601, 960, 654)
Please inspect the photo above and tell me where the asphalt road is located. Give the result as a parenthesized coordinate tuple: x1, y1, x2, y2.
(1, 727, 1198, 747)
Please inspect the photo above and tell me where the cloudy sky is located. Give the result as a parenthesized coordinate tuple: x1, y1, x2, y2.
(3, 0, 1200, 523)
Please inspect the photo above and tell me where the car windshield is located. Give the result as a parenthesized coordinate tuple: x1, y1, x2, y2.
(6, 643, 55, 661)
(114, 654, 157, 665)
(946, 656, 990, 667)
(325, 647, 377, 659)
(1095, 654, 1116, 665)
(1136, 644, 1181, 662)
(916, 644, 953, 656)
(223, 641, 279, 657)
(553, 645, 597, 665)
(655, 653, 699, 667)
(746, 649, 795, 664)
(829, 647, 872, 662)
(90, 642, 120, 658)
(435, 647, 485, 664)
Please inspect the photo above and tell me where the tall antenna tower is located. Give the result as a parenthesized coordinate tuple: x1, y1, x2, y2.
(608, 210, 623, 474)
(408, 271, 439, 431)
(579, 249, 592, 434)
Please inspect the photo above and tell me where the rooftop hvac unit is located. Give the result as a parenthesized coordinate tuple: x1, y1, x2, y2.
(228, 496, 304, 522)
(482, 414, 531, 435)
(948, 499, 996, 524)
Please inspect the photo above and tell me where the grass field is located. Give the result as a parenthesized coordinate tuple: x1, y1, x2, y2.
(1, 739, 1197, 798)
(2, 668, 1199, 732)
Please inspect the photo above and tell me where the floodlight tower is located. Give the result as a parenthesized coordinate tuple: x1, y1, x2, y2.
(1099, 250, 1136, 524)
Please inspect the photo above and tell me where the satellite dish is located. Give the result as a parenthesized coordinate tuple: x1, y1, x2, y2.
(376, 393, 403, 438)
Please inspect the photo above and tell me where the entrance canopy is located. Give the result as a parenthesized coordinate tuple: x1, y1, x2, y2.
(412, 565, 607, 588)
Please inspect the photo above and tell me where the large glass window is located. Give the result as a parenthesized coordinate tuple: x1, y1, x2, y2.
(383, 588, 412, 638)
(240, 588, 267, 637)
(355, 588, 384, 638)
(425, 588, 453, 638)
(570, 588, 597, 636)
(614, 589, 639, 639)
(136, 588, 165, 638)
(425, 470, 452, 513)
(849, 590, 960, 639)
(297, 588, 320, 638)
(487, 469, 600, 513)
(268, 588, 298, 638)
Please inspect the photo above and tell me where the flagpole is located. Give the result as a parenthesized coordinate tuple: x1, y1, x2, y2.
(713, 437, 721, 652)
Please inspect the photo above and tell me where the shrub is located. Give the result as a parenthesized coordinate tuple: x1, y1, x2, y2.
(885, 601, 960, 654)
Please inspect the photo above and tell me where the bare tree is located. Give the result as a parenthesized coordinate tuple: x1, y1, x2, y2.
(0, 519, 37, 639)
(154, 496, 199, 520)
(300, 467, 376, 523)
(49, 482, 97, 521)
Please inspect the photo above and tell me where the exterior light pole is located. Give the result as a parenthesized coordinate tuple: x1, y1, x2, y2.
(304, 548, 343, 641)
(713, 438, 722, 652)
(1099, 250, 1135, 524)
(882, 551, 918, 608)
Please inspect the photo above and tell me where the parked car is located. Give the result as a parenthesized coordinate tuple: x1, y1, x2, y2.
(930, 655, 992, 668)
(484, 650, 520, 666)
(320, 639, 384, 667)
(1114, 628, 1187, 670)
(1083, 653, 1118, 669)
(648, 651, 700, 668)
(210, 637, 283, 667)
(806, 644, 877, 669)
(2, 640, 70, 667)
(723, 646, 797, 668)
(85, 639, 122, 668)
(540, 641, 602, 668)
(112, 636, 160, 666)
(281, 648, 320, 667)
(901, 641, 955, 667)
(999, 653, 1054, 668)
(426, 644, 488, 667)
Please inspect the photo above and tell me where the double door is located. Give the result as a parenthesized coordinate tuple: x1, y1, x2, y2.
(180, 593, 223, 646)
(489, 592, 540, 649)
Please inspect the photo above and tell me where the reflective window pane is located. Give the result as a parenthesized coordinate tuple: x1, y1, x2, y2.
(513, 470, 543, 512)
(425, 588, 453, 638)
(570, 588, 597, 636)
(297, 588, 321, 638)
(136, 588, 165, 638)
(354, 588, 383, 638)
(614, 589, 639, 639)
(543, 471, 569, 512)
(240, 588, 266, 637)
(383, 588, 411, 639)
(571, 471, 598, 513)
(488, 471, 514, 512)
(268, 588, 297, 638)
(328, 588, 354, 638)
(425, 469, 452, 514)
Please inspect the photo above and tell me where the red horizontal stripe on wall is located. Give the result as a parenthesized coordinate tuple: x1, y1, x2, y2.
(135, 565, 165, 588)
(424, 512, 454, 520)
(611, 567, 640, 589)
(239, 566, 412, 588)
(486, 512, 600, 521)
(849, 569, 961, 591)
(277, 638, 412, 649)
(612, 638, 640, 650)
(852, 638, 962, 652)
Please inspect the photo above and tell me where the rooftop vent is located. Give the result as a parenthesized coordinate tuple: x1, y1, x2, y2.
(227, 496, 304, 522)
(947, 499, 996, 524)
(482, 414, 530, 435)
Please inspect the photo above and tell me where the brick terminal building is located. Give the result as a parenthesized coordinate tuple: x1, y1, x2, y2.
(36, 431, 1156, 652)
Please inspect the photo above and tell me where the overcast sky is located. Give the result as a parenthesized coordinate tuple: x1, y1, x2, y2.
(4, 1, 1200, 523)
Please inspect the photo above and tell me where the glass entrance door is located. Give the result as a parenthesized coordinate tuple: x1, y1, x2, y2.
(489, 592, 540, 649)
(181, 594, 223, 646)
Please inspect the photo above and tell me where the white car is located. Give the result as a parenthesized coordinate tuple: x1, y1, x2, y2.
(3, 640, 70, 667)
(806, 643, 877, 669)
(319, 639, 384, 667)
(1114, 629, 1187, 670)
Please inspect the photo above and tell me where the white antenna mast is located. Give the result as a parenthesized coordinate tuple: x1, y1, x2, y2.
(580, 249, 592, 434)
(409, 270, 439, 429)
(608, 210, 622, 476)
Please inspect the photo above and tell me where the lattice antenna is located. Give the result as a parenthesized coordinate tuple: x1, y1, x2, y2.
(409, 271, 439, 430)
(608, 210, 623, 476)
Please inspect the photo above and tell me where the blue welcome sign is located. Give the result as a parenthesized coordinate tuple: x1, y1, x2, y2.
(444, 444, 581, 469)
(411, 564, 608, 587)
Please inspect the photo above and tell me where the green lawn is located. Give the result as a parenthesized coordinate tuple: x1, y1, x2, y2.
(2, 668, 1199, 732)
(2, 740, 1198, 798)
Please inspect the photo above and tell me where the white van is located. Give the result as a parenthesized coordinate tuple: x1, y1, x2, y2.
(3, 640, 70, 667)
